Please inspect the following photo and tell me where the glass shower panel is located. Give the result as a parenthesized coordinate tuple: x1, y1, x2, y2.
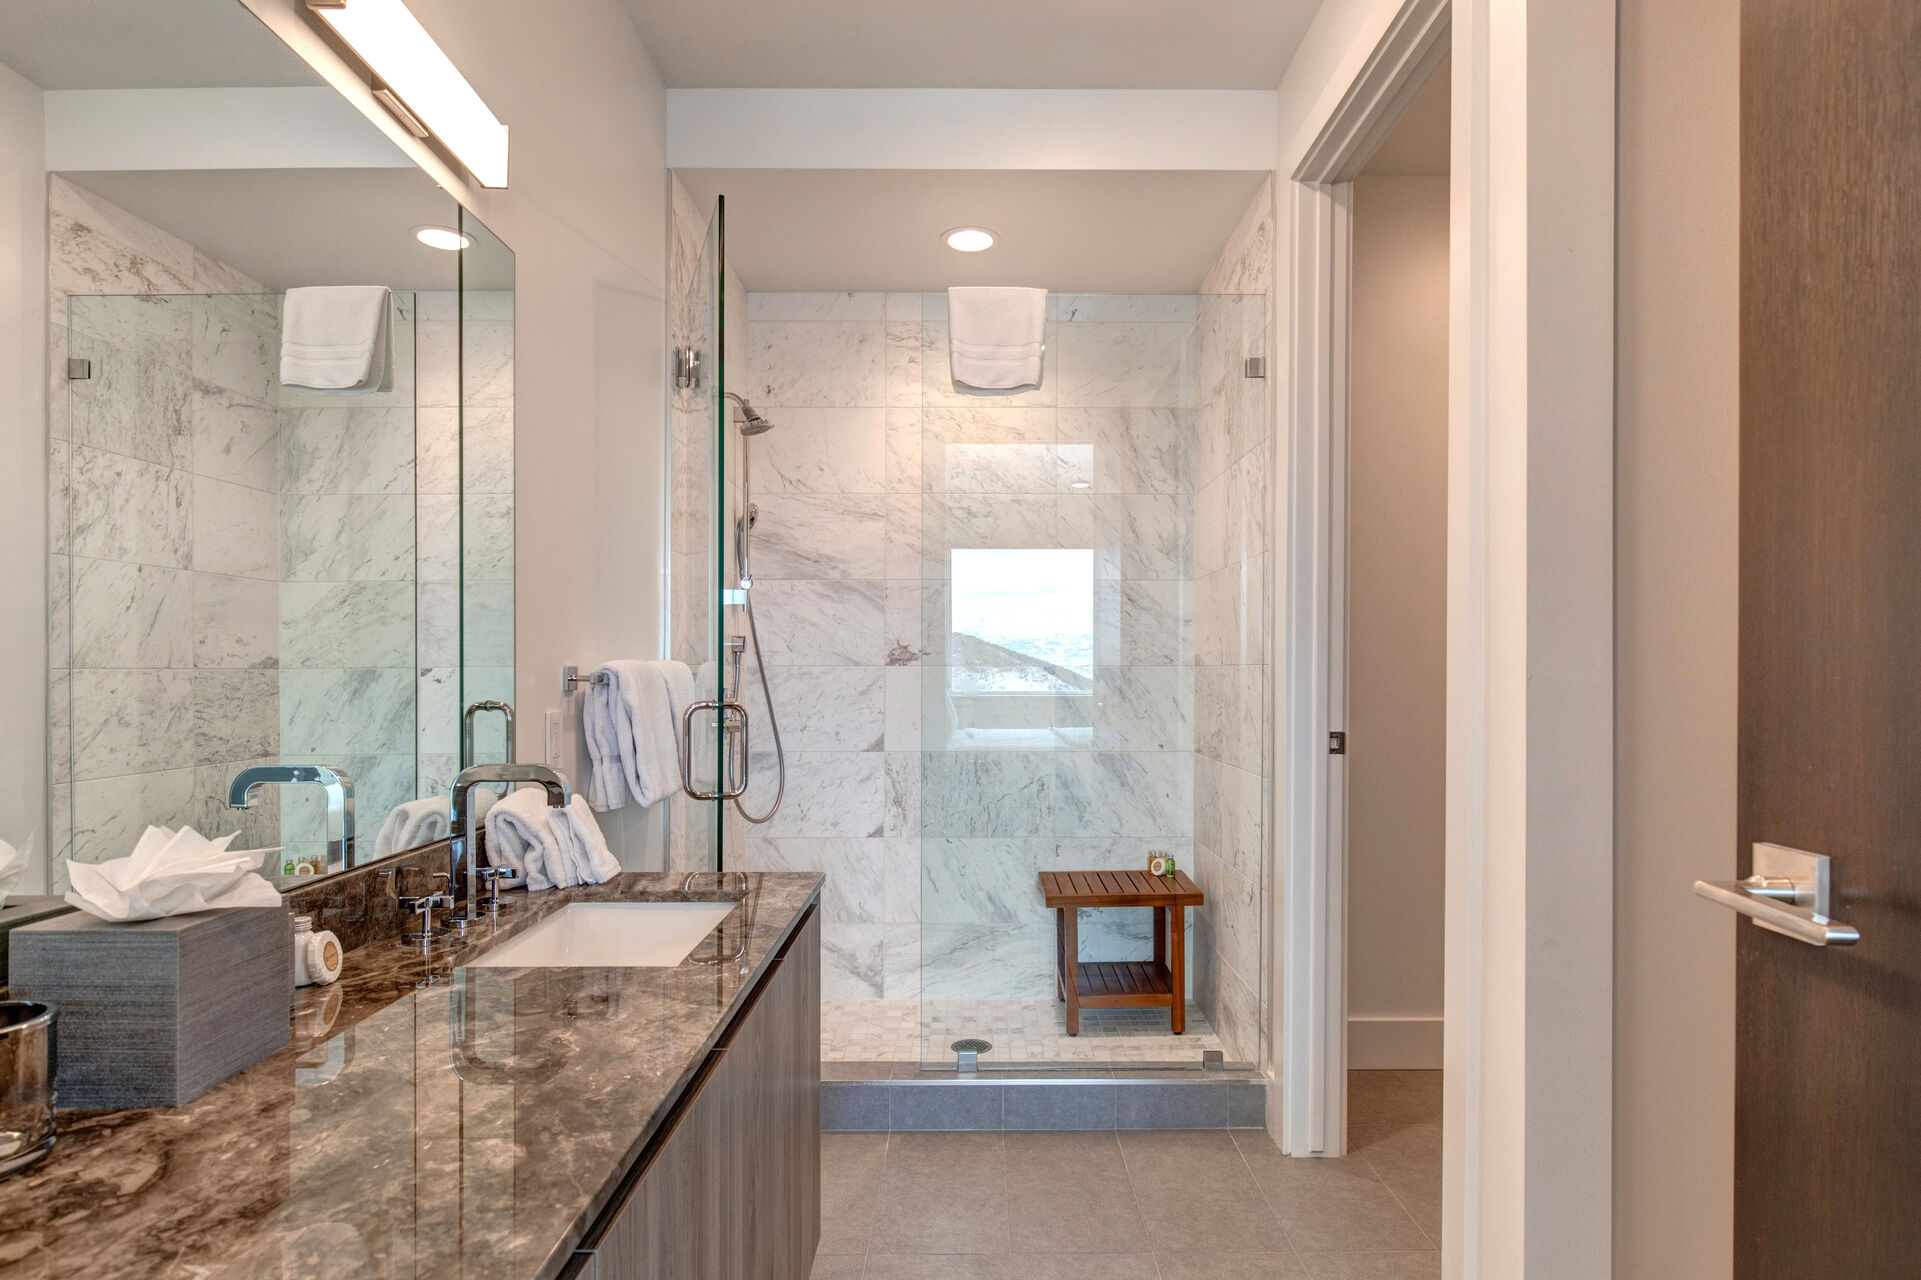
(916, 291, 1270, 1072)
(665, 198, 729, 875)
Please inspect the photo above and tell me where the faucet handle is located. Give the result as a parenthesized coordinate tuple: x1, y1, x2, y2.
(473, 865, 517, 914)
(397, 890, 454, 946)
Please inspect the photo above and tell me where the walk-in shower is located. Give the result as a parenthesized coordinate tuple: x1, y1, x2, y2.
(668, 178, 1275, 1075)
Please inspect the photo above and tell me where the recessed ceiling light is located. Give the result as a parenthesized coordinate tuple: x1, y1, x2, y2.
(413, 224, 471, 251)
(944, 227, 997, 253)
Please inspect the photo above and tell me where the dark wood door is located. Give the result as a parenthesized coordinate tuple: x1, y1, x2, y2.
(1738, 1, 1921, 1275)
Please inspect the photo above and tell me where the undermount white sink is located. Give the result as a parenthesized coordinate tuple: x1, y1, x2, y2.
(469, 902, 738, 969)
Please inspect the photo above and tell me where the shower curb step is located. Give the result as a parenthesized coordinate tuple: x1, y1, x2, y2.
(820, 1074, 1268, 1132)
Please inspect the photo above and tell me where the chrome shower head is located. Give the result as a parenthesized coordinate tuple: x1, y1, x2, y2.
(725, 391, 776, 435)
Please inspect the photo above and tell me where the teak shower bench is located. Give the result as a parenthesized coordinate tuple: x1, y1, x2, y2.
(1039, 869, 1205, 1035)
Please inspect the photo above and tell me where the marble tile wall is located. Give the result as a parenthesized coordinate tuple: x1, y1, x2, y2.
(49, 177, 285, 877)
(1190, 178, 1276, 1066)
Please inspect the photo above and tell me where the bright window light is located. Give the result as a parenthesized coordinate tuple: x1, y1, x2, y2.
(310, 0, 510, 187)
(944, 227, 997, 252)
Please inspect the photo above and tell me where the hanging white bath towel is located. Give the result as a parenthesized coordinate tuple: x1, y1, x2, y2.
(583, 659, 698, 810)
(947, 286, 1047, 392)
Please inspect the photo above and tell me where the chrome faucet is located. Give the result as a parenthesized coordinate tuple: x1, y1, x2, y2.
(448, 763, 571, 930)
(228, 764, 356, 871)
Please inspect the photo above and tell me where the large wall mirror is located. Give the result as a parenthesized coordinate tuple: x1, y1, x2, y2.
(11, 0, 515, 886)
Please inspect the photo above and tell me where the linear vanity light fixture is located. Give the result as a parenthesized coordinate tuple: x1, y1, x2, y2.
(307, 0, 510, 188)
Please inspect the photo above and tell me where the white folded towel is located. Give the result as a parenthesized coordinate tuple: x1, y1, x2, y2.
(947, 286, 1047, 393)
(280, 286, 392, 392)
(583, 659, 698, 811)
(483, 789, 620, 890)
(373, 796, 449, 859)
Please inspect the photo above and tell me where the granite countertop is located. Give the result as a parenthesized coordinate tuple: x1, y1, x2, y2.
(0, 871, 824, 1280)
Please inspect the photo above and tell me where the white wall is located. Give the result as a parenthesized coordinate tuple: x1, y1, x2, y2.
(1613, 0, 1738, 1273)
(381, 0, 673, 865)
(0, 61, 47, 889)
(1347, 173, 1448, 1069)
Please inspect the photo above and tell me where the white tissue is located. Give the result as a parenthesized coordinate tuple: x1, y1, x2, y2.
(0, 835, 27, 908)
(65, 825, 284, 923)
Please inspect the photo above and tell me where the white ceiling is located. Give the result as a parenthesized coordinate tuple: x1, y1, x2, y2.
(626, 0, 1323, 89)
(0, 0, 320, 90)
(63, 169, 477, 292)
(1360, 60, 1450, 177)
(677, 169, 1271, 294)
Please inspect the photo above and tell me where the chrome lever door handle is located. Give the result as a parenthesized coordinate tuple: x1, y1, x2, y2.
(1693, 842, 1860, 946)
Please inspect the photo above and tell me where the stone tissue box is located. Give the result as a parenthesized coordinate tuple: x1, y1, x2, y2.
(8, 907, 292, 1109)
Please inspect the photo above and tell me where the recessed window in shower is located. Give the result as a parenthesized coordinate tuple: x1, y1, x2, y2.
(945, 548, 1094, 746)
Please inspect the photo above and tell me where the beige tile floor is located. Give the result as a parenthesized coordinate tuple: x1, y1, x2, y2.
(811, 1069, 1442, 1279)
(824, 998, 1230, 1066)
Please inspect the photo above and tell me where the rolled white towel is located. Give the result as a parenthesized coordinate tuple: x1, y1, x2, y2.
(483, 788, 564, 891)
(373, 797, 450, 859)
(583, 659, 697, 811)
(550, 797, 621, 887)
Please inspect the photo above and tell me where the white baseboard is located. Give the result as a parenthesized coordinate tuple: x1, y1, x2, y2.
(1347, 1017, 1444, 1069)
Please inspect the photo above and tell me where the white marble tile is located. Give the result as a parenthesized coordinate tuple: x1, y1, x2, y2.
(48, 178, 195, 305)
(416, 495, 459, 584)
(71, 768, 198, 865)
(884, 666, 921, 751)
(920, 837, 1051, 923)
(46, 556, 69, 672)
(70, 343, 191, 469)
(749, 493, 887, 580)
(884, 321, 922, 407)
(1200, 178, 1275, 297)
(416, 666, 460, 755)
(278, 581, 415, 668)
(881, 836, 921, 923)
(822, 923, 885, 1000)
(191, 293, 278, 404)
(919, 493, 1059, 576)
(745, 321, 884, 407)
(884, 407, 922, 494)
(414, 320, 460, 408)
(1213, 761, 1267, 884)
(47, 325, 70, 444)
(1093, 578, 1191, 667)
(1059, 493, 1191, 581)
(745, 665, 883, 752)
(191, 384, 279, 491)
(1057, 295, 1199, 323)
(747, 579, 885, 665)
(413, 408, 460, 496)
(885, 751, 920, 837)
(70, 668, 193, 780)
(463, 500, 515, 582)
(740, 836, 885, 923)
(1223, 439, 1269, 566)
(280, 407, 415, 495)
(278, 667, 415, 756)
(70, 446, 190, 569)
(461, 321, 515, 408)
(69, 558, 191, 672)
(417, 583, 459, 666)
(881, 923, 922, 999)
(1051, 751, 1193, 839)
(191, 669, 279, 762)
(1056, 407, 1193, 495)
(1092, 666, 1194, 751)
(1198, 852, 1262, 996)
(193, 476, 280, 580)
(191, 572, 279, 670)
(281, 494, 414, 581)
(920, 751, 1054, 837)
(748, 292, 885, 321)
(748, 751, 886, 838)
(1192, 471, 1227, 578)
(1056, 321, 1194, 409)
(462, 578, 516, 667)
(747, 406, 886, 494)
(191, 249, 267, 296)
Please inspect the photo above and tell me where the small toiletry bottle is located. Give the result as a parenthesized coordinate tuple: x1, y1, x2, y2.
(293, 915, 344, 987)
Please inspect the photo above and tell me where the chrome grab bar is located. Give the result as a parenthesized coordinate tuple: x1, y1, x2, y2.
(681, 700, 750, 801)
(1693, 842, 1860, 947)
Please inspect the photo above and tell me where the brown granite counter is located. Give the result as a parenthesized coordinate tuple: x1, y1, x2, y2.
(0, 871, 824, 1280)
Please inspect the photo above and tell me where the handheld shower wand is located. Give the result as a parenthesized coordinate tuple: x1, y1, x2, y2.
(724, 392, 786, 825)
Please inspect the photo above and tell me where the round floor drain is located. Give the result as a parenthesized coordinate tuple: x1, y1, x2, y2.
(950, 1038, 993, 1055)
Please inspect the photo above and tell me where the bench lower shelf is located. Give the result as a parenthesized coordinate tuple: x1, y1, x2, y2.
(1069, 961, 1176, 1008)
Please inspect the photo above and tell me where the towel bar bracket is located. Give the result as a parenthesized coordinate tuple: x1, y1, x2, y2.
(560, 664, 612, 694)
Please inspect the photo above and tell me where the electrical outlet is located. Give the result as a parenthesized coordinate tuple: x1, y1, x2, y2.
(545, 710, 564, 769)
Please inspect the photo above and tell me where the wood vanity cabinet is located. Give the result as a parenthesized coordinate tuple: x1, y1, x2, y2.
(568, 905, 821, 1280)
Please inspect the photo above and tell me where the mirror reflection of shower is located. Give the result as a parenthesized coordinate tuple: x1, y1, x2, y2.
(725, 391, 786, 824)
